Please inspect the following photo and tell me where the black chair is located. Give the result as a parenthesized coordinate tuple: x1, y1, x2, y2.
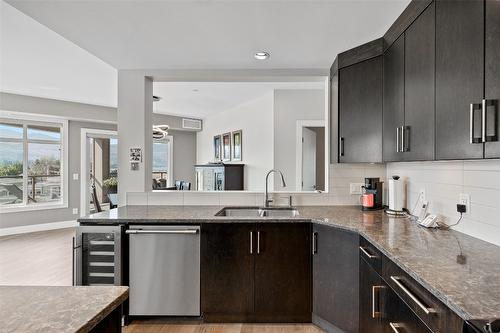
(175, 180, 184, 190)
(165, 186, 177, 190)
(181, 182, 191, 191)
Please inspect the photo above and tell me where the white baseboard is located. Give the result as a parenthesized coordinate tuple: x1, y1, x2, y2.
(0, 220, 77, 237)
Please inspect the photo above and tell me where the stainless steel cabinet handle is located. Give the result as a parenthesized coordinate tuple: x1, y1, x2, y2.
(396, 127, 400, 152)
(402, 126, 410, 152)
(389, 322, 402, 333)
(482, 99, 487, 143)
(372, 285, 383, 318)
(470, 103, 475, 144)
(390, 276, 434, 314)
(126, 229, 198, 234)
(359, 246, 376, 259)
(250, 231, 253, 254)
(339, 137, 345, 156)
(257, 231, 261, 254)
(312, 232, 318, 255)
(400, 126, 405, 152)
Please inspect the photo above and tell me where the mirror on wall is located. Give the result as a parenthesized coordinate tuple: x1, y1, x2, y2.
(151, 81, 328, 192)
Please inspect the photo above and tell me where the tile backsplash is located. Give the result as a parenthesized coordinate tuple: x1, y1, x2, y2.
(126, 160, 500, 246)
(387, 160, 500, 246)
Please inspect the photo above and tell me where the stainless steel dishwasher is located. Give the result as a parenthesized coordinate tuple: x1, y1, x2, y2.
(126, 225, 200, 316)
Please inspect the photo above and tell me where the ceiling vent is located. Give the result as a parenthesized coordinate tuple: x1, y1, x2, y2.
(182, 118, 202, 131)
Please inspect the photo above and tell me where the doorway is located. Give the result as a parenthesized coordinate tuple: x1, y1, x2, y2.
(80, 128, 118, 217)
(296, 120, 325, 191)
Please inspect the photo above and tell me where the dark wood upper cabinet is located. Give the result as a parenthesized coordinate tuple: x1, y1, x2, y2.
(485, 0, 500, 158)
(201, 223, 255, 322)
(312, 224, 359, 333)
(383, 34, 405, 162)
(435, 0, 484, 160)
(254, 223, 311, 323)
(339, 56, 383, 163)
(404, 1, 435, 161)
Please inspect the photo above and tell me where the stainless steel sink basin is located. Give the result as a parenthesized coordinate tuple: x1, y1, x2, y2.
(215, 207, 300, 218)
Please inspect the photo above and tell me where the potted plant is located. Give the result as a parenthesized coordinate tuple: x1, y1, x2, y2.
(103, 176, 118, 194)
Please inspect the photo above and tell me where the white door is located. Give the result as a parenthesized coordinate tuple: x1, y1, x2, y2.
(302, 127, 317, 191)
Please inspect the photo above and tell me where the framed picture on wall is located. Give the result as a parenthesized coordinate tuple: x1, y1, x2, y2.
(222, 132, 231, 161)
(213, 135, 222, 161)
(232, 130, 242, 161)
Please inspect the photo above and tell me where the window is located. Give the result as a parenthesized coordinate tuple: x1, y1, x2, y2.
(152, 136, 173, 188)
(0, 114, 67, 211)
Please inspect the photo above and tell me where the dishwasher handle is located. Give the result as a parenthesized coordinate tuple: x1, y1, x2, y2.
(126, 229, 198, 235)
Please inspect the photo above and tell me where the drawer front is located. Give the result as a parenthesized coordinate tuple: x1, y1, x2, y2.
(359, 236, 383, 274)
(382, 256, 463, 333)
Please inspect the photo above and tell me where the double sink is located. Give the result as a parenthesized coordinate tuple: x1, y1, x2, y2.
(215, 206, 300, 218)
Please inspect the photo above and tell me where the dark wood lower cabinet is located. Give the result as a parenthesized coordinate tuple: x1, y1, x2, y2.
(313, 224, 359, 333)
(254, 223, 311, 322)
(359, 257, 385, 333)
(201, 223, 255, 322)
(384, 287, 432, 333)
(201, 223, 311, 323)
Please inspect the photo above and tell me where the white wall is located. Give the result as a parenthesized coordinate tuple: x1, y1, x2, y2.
(196, 92, 274, 191)
(387, 160, 500, 246)
(274, 89, 325, 191)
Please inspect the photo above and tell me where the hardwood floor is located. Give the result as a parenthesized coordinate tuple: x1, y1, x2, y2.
(125, 319, 324, 333)
(0, 228, 74, 286)
(0, 228, 324, 332)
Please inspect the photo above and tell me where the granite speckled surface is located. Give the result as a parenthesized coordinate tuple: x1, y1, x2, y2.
(0, 286, 128, 333)
(78, 205, 500, 321)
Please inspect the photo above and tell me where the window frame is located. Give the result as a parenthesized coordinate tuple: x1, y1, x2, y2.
(0, 111, 68, 213)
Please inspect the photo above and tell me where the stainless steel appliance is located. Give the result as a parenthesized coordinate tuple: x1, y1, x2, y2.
(74, 225, 123, 286)
(126, 225, 200, 316)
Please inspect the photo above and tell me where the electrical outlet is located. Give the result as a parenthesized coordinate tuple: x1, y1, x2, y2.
(73, 173, 79, 180)
(459, 193, 470, 214)
(420, 189, 426, 202)
(72, 208, 79, 215)
(350, 183, 364, 195)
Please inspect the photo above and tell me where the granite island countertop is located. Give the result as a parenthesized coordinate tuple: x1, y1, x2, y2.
(0, 286, 129, 333)
(78, 205, 500, 321)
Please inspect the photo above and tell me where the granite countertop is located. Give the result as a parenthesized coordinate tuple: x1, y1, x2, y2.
(0, 286, 129, 333)
(78, 205, 500, 321)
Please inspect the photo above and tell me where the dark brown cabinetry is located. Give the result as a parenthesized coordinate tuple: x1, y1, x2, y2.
(403, 1, 435, 161)
(201, 223, 255, 322)
(485, 0, 500, 158)
(359, 255, 385, 333)
(201, 223, 311, 323)
(435, 0, 484, 159)
(312, 224, 359, 333)
(339, 56, 383, 163)
(383, 2, 435, 162)
(383, 34, 405, 162)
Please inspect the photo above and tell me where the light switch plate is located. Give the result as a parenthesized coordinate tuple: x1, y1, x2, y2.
(350, 183, 364, 195)
(459, 193, 470, 214)
(72, 208, 79, 215)
(73, 173, 79, 180)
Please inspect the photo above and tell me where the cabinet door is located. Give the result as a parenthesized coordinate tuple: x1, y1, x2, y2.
(254, 223, 311, 322)
(485, 0, 500, 158)
(404, 2, 435, 161)
(201, 223, 255, 322)
(339, 56, 383, 163)
(313, 224, 359, 333)
(436, 0, 484, 160)
(384, 287, 432, 333)
(383, 35, 405, 162)
(359, 257, 385, 333)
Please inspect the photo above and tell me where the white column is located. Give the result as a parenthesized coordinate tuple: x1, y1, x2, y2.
(117, 71, 153, 205)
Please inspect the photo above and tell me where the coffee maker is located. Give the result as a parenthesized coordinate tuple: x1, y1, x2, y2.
(361, 177, 383, 211)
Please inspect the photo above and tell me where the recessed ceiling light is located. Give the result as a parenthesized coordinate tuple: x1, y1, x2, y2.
(192, 89, 199, 92)
(254, 51, 270, 60)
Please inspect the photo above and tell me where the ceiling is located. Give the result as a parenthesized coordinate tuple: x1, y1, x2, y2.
(0, 1, 117, 107)
(6, 0, 410, 70)
(153, 81, 324, 118)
